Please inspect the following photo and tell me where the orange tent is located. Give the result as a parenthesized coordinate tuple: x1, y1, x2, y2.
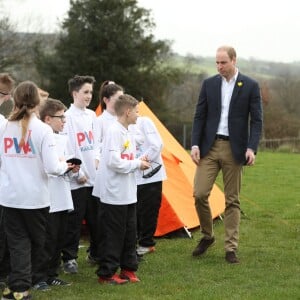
(96, 102, 225, 237)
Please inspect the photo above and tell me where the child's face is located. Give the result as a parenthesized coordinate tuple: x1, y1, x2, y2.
(73, 83, 93, 109)
(105, 90, 123, 114)
(126, 105, 139, 125)
(46, 109, 66, 132)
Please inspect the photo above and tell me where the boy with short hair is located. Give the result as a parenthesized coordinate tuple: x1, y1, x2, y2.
(38, 98, 79, 288)
(93, 94, 150, 284)
(61, 75, 99, 273)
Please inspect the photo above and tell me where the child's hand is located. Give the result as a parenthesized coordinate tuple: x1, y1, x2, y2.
(139, 155, 149, 162)
(77, 175, 88, 184)
(66, 163, 75, 172)
(71, 165, 80, 173)
(139, 160, 151, 170)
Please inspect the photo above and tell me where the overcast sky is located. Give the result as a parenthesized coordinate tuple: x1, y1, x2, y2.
(1, 0, 300, 63)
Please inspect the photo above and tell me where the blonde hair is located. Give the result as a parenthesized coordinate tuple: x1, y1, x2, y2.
(9, 81, 40, 146)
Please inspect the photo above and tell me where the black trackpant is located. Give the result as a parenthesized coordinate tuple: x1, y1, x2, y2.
(0, 206, 10, 282)
(96, 202, 138, 278)
(4, 207, 48, 292)
(62, 187, 99, 262)
(45, 210, 68, 280)
(137, 181, 162, 247)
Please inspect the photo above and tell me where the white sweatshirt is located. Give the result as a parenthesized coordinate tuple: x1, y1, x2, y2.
(129, 116, 167, 185)
(63, 104, 97, 190)
(94, 110, 117, 161)
(48, 134, 74, 213)
(92, 120, 141, 205)
(0, 114, 68, 209)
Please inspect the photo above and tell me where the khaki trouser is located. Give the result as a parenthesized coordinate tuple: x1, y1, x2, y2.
(193, 140, 242, 252)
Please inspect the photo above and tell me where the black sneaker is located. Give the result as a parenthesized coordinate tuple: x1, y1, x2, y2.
(192, 237, 215, 257)
(46, 278, 72, 286)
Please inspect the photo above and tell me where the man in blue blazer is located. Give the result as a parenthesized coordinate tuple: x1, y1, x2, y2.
(191, 46, 263, 263)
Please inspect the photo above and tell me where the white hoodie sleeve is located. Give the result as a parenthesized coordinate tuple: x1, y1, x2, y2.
(42, 129, 68, 175)
(138, 117, 163, 161)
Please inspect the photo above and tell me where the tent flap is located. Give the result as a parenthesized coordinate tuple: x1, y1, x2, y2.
(138, 102, 225, 237)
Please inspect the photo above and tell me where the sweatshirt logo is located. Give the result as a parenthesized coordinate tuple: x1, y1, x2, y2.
(121, 153, 134, 160)
(77, 130, 94, 152)
(121, 139, 134, 160)
(4, 130, 36, 155)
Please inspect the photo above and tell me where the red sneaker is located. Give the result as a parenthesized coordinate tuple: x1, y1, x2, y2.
(119, 270, 140, 283)
(98, 274, 128, 285)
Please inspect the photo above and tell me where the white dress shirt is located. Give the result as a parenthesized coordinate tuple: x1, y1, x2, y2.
(217, 70, 239, 136)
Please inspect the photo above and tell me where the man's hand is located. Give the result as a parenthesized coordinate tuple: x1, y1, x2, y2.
(191, 146, 200, 166)
(245, 148, 255, 166)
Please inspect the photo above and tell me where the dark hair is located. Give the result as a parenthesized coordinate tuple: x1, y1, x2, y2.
(114, 94, 138, 117)
(39, 98, 67, 122)
(99, 80, 124, 111)
(9, 81, 40, 146)
(68, 75, 96, 94)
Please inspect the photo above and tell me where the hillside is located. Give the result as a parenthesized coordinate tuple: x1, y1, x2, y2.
(168, 53, 300, 79)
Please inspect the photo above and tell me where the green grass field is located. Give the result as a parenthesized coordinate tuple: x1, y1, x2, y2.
(7, 152, 300, 300)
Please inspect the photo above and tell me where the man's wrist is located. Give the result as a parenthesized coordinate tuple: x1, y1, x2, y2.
(191, 145, 199, 150)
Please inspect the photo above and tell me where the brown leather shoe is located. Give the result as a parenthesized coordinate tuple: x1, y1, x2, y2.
(225, 251, 239, 264)
(192, 237, 215, 257)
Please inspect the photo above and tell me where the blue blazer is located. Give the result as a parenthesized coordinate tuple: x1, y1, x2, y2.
(191, 73, 263, 164)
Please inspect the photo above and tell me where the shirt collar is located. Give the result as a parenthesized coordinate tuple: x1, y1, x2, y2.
(70, 103, 89, 115)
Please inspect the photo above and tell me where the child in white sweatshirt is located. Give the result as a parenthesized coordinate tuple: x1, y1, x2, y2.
(38, 98, 80, 289)
(94, 80, 124, 168)
(130, 116, 167, 256)
(61, 75, 99, 274)
(93, 94, 150, 285)
(0, 81, 73, 300)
